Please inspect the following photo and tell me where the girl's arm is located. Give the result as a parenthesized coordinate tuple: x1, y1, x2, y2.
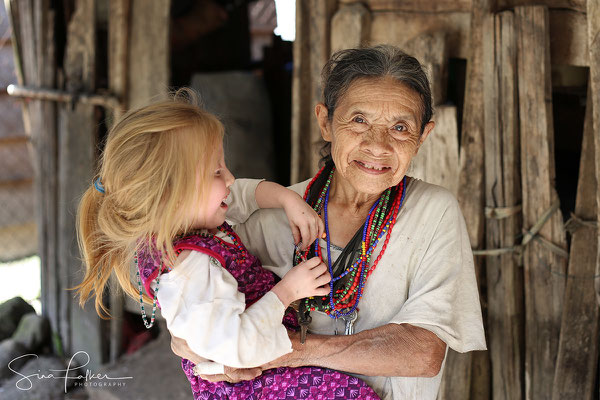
(254, 181, 324, 250)
(161, 251, 329, 373)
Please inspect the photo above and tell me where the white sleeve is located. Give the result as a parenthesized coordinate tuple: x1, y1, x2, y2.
(225, 178, 264, 225)
(157, 251, 293, 371)
(390, 195, 487, 353)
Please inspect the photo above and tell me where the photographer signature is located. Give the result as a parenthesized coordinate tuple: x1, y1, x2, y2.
(8, 351, 133, 393)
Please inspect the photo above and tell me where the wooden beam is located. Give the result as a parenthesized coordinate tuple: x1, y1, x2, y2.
(549, 9, 588, 67)
(409, 106, 459, 196)
(107, 0, 130, 364)
(483, 10, 523, 400)
(126, 0, 169, 109)
(588, 0, 600, 312)
(341, 0, 583, 13)
(330, 2, 371, 53)
(498, 0, 585, 13)
(440, 1, 493, 399)
(58, 0, 104, 369)
(290, 0, 337, 183)
(369, 11, 471, 59)
(339, 0, 472, 12)
(402, 31, 448, 105)
(516, 6, 567, 400)
(551, 82, 599, 400)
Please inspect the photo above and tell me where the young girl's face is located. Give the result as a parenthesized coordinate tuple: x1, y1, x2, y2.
(190, 143, 234, 229)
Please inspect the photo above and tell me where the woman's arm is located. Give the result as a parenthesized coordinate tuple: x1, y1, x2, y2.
(265, 323, 446, 377)
(170, 322, 447, 381)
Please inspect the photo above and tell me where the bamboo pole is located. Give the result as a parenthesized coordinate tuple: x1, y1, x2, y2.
(7, 84, 120, 109)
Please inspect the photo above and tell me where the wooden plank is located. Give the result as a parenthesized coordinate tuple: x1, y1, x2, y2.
(402, 31, 448, 105)
(127, 0, 169, 109)
(482, 10, 523, 400)
(549, 10, 588, 67)
(369, 12, 470, 60)
(330, 2, 371, 53)
(107, 0, 130, 363)
(7, 0, 60, 355)
(58, 0, 103, 369)
(515, 6, 567, 400)
(290, 0, 310, 183)
(339, 0, 472, 12)
(498, 0, 585, 12)
(370, 9, 586, 67)
(341, 0, 585, 12)
(290, 0, 336, 182)
(440, 1, 493, 399)
(588, 0, 600, 312)
(409, 105, 459, 196)
(551, 82, 599, 400)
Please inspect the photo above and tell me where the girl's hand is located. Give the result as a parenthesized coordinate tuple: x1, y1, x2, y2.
(271, 257, 331, 308)
(282, 191, 325, 251)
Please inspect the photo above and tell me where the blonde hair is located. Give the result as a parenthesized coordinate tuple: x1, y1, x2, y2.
(75, 89, 224, 317)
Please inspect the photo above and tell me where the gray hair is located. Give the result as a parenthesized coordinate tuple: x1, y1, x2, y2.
(321, 45, 433, 132)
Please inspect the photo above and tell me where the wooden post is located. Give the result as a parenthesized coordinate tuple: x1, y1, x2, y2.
(516, 6, 567, 400)
(330, 2, 371, 53)
(107, 0, 130, 363)
(442, 0, 493, 399)
(482, 10, 523, 400)
(402, 31, 448, 106)
(57, 0, 104, 368)
(126, 0, 170, 109)
(588, 0, 600, 310)
(410, 106, 459, 196)
(551, 83, 599, 400)
(6, 0, 60, 354)
(290, 0, 337, 183)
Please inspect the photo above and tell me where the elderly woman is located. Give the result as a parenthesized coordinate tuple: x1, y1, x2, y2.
(172, 45, 486, 400)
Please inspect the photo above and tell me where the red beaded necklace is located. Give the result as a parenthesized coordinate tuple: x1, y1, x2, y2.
(295, 165, 407, 316)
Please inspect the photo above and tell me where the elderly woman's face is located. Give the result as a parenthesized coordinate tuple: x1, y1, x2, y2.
(317, 76, 434, 195)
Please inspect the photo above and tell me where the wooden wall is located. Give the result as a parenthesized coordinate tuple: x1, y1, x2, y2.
(6, 0, 170, 368)
(291, 1, 599, 399)
(0, 2, 35, 262)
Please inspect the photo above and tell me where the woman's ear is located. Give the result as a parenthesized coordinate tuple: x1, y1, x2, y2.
(415, 121, 435, 154)
(315, 103, 332, 141)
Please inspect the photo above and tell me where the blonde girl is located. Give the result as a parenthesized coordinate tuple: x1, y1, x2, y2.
(76, 90, 380, 400)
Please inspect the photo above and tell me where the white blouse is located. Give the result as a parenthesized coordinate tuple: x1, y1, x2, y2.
(156, 179, 292, 375)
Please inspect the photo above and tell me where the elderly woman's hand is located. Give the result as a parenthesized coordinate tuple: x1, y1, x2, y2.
(170, 334, 262, 383)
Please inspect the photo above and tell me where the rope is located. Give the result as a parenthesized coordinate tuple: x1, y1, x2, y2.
(473, 199, 568, 259)
(484, 204, 522, 219)
(564, 212, 597, 235)
(474, 200, 600, 279)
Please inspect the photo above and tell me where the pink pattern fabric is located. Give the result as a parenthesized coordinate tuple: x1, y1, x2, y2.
(136, 223, 380, 400)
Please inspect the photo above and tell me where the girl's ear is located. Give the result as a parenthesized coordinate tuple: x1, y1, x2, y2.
(315, 103, 332, 141)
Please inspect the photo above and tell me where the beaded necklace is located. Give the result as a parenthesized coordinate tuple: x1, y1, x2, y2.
(295, 165, 407, 319)
(136, 224, 246, 329)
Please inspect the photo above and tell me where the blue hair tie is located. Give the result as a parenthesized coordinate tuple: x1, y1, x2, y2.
(94, 178, 106, 194)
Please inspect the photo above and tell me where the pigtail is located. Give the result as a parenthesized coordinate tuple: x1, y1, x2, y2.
(75, 185, 114, 318)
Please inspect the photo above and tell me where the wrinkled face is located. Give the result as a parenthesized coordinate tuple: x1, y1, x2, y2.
(317, 77, 434, 195)
(190, 143, 235, 229)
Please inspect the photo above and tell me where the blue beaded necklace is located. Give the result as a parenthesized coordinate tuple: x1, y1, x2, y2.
(321, 184, 380, 319)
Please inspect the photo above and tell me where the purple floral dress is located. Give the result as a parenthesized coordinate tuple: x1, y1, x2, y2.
(136, 223, 380, 400)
